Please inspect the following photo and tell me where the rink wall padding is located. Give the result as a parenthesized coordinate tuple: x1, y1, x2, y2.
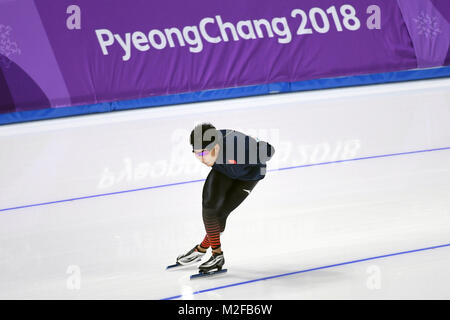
(0, 0, 449, 124)
(1, 66, 450, 125)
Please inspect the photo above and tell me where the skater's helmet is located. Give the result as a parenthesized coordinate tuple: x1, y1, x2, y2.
(190, 123, 219, 152)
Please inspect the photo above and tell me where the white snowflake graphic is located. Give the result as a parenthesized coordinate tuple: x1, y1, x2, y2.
(413, 11, 442, 40)
(0, 24, 21, 69)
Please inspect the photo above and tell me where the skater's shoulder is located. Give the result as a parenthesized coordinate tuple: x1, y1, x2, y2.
(219, 128, 234, 134)
(219, 129, 248, 138)
(217, 129, 238, 140)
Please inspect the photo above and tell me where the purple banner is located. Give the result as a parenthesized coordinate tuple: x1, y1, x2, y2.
(0, 0, 449, 118)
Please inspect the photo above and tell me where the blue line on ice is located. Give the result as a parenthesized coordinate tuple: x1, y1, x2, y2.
(1, 146, 449, 212)
(160, 243, 450, 300)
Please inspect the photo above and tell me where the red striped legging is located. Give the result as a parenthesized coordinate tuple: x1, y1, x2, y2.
(200, 169, 259, 250)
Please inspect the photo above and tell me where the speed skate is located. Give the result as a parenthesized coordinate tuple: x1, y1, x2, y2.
(190, 268, 228, 279)
(165, 259, 202, 270)
(166, 262, 228, 279)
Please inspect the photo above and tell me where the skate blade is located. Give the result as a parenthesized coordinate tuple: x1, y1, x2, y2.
(166, 258, 202, 270)
(190, 268, 228, 279)
(166, 263, 182, 270)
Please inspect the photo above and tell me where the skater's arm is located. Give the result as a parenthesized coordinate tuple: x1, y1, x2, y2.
(257, 140, 275, 163)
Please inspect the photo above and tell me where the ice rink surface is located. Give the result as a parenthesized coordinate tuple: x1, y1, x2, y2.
(0, 78, 449, 299)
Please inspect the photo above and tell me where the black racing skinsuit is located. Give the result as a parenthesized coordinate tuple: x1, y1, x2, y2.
(199, 129, 275, 250)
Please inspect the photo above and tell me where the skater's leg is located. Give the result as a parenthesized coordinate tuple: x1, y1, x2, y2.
(198, 235, 210, 252)
(202, 170, 234, 252)
(218, 179, 259, 232)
